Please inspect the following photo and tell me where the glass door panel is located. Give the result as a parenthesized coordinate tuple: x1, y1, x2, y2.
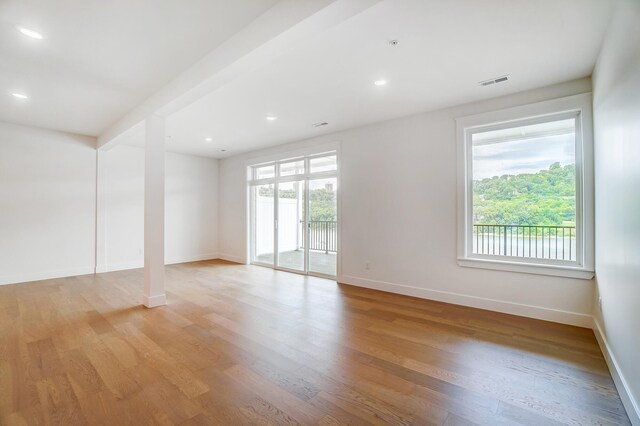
(277, 181, 305, 272)
(308, 177, 337, 276)
(254, 183, 274, 265)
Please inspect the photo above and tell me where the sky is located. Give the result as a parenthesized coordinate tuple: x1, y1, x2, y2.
(472, 133, 575, 180)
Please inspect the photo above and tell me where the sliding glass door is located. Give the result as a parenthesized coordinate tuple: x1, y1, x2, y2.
(249, 152, 338, 278)
(276, 180, 305, 272)
(253, 183, 274, 265)
(308, 177, 337, 276)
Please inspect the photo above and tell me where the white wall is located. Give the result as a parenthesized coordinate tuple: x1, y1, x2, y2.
(102, 145, 145, 270)
(165, 149, 219, 264)
(0, 124, 220, 283)
(219, 78, 595, 327)
(102, 145, 219, 271)
(0, 122, 97, 285)
(592, 0, 640, 422)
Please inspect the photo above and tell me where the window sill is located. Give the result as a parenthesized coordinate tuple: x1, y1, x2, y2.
(458, 258, 594, 280)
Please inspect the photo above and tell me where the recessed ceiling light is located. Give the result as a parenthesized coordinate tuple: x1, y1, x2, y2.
(204, 137, 213, 142)
(12, 93, 29, 100)
(374, 79, 387, 86)
(220, 149, 227, 152)
(266, 116, 278, 121)
(18, 27, 43, 40)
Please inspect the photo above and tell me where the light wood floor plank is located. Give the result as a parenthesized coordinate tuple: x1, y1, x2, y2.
(0, 260, 631, 425)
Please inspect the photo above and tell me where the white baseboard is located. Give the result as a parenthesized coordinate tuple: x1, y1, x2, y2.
(165, 253, 219, 265)
(216, 253, 247, 264)
(0, 266, 95, 286)
(103, 261, 144, 272)
(592, 318, 640, 425)
(102, 253, 220, 273)
(142, 293, 166, 308)
(340, 274, 593, 328)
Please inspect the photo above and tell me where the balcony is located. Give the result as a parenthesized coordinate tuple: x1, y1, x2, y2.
(473, 224, 576, 261)
(255, 220, 337, 276)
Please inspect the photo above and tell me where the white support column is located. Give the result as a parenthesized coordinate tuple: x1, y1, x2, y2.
(143, 115, 166, 308)
(95, 149, 107, 273)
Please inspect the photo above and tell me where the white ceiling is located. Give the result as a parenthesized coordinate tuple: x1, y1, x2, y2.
(0, 0, 279, 136)
(155, 0, 614, 158)
(1, 0, 615, 157)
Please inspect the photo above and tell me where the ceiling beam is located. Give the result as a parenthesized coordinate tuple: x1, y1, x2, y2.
(97, 0, 384, 149)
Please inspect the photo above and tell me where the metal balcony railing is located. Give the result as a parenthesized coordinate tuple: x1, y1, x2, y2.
(473, 224, 576, 261)
(306, 221, 337, 253)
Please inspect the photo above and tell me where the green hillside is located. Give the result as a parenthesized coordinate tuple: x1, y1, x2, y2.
(473, 162, 576, 226)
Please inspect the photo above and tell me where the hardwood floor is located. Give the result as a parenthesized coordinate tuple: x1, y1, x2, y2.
(0, 260, 630, 425)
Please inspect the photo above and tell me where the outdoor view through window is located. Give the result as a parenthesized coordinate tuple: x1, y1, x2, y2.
(471, 118, 577, 261)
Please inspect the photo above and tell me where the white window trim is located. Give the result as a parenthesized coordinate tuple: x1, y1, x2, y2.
(244, 142, 339, 169)
(456, 93, 594, 280)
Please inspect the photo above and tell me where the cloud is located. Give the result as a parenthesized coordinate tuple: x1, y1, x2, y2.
(473, 134, 575, 180)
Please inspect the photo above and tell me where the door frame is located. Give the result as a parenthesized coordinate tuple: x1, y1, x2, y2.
(246, 144, 340, 280)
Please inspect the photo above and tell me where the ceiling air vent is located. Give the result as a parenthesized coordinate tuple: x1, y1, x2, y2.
(313, 122, 329, 128)
(480, 75, 509, 87)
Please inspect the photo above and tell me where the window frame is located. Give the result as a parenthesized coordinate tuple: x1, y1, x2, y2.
(456, 93, 594, 279)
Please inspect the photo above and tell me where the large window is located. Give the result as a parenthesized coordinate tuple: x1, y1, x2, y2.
(457, 94, 594, 278)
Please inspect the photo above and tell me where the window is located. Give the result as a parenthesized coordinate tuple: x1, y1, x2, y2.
(255, 164, 275, 179)
(279, 159, 305, 177)
(456, 94, 594, 279)
(309, 155, 337, 173)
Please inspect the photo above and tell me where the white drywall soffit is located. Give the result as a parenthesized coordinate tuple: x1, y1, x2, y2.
(98, 0, 381, 148)
(156, 0, 612, 159)
(0, 0, 282, 136)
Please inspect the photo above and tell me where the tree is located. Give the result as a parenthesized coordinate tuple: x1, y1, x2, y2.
(473, 163, 576, 226)
(309, 186, 336, 221)
(258, 184, 336, 222)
